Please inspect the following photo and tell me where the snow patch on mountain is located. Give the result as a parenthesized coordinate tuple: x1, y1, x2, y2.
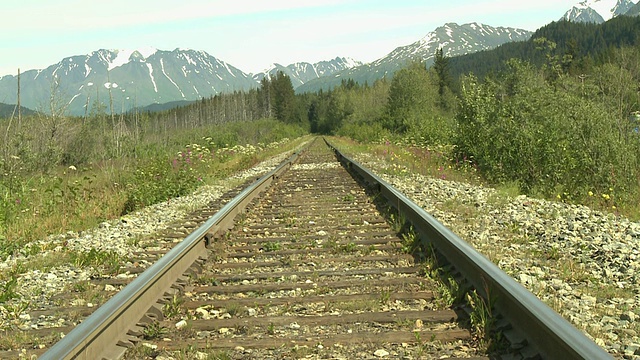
(562, 0, 636, 22)
(160, 58, 185, 98)
(68, 93, 81, 105)
(297, 22, 532, 94)
(108, 47, 158, 71)
(146, 63, 157, 93)
(253, 57, 362, 88)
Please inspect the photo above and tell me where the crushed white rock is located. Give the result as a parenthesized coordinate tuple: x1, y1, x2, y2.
(354, 152, 640, 359)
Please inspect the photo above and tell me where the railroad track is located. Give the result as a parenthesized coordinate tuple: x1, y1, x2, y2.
(0, 181, 254, 360)
(29, 137, 609, 359)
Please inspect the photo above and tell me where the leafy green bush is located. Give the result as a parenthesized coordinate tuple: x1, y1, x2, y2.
(456, 59, 639, 203)
(122, 157, 200, 214)
(337, 122, 389, 143)
(383, 61, 456, 146)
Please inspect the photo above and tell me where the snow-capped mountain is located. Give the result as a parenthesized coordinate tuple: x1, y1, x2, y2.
(562, 0, 636, 23)
(0, 48, 258, 116)
(373, 22, 531, 67)
(0, 49, 363, 115)
(253, 57, 362, 89)
(626, 1, 640, 15)
(297, 22, 533, 93)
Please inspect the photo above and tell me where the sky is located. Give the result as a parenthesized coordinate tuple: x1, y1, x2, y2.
(1, 0, 580, 77)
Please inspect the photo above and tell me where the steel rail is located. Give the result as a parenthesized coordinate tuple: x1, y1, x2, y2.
(40, 145, 305, 360)
(325, 139, 612, 360)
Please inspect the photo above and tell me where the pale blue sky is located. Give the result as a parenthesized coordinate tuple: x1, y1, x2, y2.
(1, 0, 578, 76)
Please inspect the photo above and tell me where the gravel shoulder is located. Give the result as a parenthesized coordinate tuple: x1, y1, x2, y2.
(3, 137, 639, 358)
(351, 153, 640, 359)
(0, 143, 305, 335)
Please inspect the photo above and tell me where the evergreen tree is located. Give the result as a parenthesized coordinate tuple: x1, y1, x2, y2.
(433, 48, 452, 106)
(269, 71, 296, 123)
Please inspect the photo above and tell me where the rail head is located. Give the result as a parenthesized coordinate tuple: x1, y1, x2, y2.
(40, 144, 306, 360)
(324, 138, 612, 360)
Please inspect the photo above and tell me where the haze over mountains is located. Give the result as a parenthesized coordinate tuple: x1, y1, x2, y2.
(0, 0, 637, 116)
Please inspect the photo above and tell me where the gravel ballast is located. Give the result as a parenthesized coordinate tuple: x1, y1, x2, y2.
(0, 147, 299, 335)
(2, 139, 639, 358)
(353, 153, 640, 359)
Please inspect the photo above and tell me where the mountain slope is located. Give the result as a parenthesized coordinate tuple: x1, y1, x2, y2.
(253, 57, 362, 89)
(297, 22, 532, 93)
(626, 1, 640, 15)
(0, 103, 37, 119)
(0, 48, 257, 116)
(448, 15, 640, 81)
(0, 49, 363, 116)
(562, 0, 636, 23)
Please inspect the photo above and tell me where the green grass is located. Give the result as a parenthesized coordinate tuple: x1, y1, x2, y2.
(327, 135, 640, 220)
(263, 241, 281, 252)
(0, 128, 310, 282)
(162, 293, 184, 319)
(142, 320, 168, 340)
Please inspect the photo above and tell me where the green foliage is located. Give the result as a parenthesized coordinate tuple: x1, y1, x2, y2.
(142, 320, 168, 340)
(384, 61, 456, 145)
(336, 121, 389, 143)
(122, 118, 306, 215)
(61, 125, 97, 166)
(325, 21, 640, 217)
(68, 248, 124, 274)
(433, 47, 453, 110)
(467, 289, 495, 347)
(121, 155, 201, 214)
(263, 241, 281, 252)
(456, 58, 639, 202)
(0, 278, 18, 303)
(163, 293, 184, 318)
(385, 61, 434, 133)
(261, 71, 300, 124)
(306, 77, 390, 139)
(436, 271, 464, 307)
(340, 241, 357, 253)
(449, 16, 640, 83)
(401, 231, 419, 254)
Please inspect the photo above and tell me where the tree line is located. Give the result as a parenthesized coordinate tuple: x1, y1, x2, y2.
(2, 15, 639, 211)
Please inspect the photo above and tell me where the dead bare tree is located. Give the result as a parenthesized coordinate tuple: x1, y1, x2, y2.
(17, 68, 21, 131)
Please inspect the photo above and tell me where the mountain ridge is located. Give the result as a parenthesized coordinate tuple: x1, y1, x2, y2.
(0, 48, 258, 116)
(296, 22, 533, 93)
(0, 49, 360, 116)
(252, 57, 363, 89)
(562, 0, 637, 23)
(0, 21, 534, 116)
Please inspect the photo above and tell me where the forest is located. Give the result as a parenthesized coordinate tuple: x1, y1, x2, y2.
(1, 16, 640, 253)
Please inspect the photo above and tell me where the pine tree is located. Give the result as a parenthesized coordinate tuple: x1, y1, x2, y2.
(270, 71, 296, 123)
(433, 48, 452, 108)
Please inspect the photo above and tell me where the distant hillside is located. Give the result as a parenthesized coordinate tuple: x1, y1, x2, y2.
(253, 57, 362, 89)
(626, 2, 640, 16)
(449, 15, 640, 81)
(0, 102, 37, 119)
(135, 100, 196, 113)
(0, 48, 362, 117)
(297, 22, 532, 93)
(0, 48, 257, 117)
